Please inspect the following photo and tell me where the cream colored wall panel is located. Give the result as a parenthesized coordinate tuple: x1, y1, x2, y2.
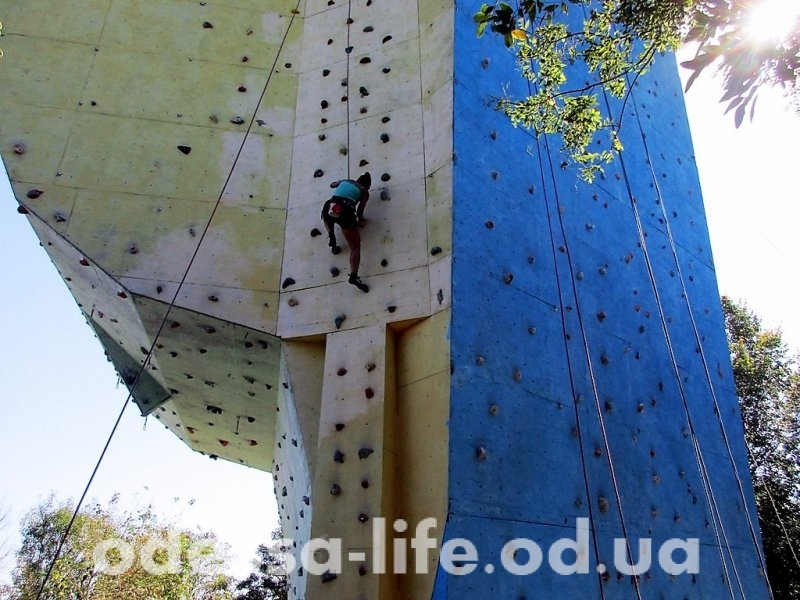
(221, 134, 294, 210)
(420, 8, 454, 95)
(429, 256, 452, 314)
(2, 0, 111, 45)
(277, 267, 430, 339)
(101, 0, 300, 68)
(298, 5, 349, 73)
(396, 310, 450, 388)
(294, 64, 351, 135)
(0, 106, 78, 185)
(344, 3, 420, 55)
(57, 113, 239, 199)
(425, 161, 453, 259)
(422, 80, 454, 176)
(286, 125, 349, 208)
(0, 36, 95, 110)
(418, 0, 453, 27)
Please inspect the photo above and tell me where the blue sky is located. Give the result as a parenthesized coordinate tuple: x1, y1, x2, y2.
(1, 54, 798, 585)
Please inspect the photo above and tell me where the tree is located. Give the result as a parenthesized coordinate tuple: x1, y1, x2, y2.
(474, 1, 800, 180)
(233, 530, 288, 600)
(4, 494, 234, 600)
(722, 296, 800, 599)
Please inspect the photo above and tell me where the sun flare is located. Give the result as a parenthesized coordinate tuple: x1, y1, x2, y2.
(746, 0, 800, 43)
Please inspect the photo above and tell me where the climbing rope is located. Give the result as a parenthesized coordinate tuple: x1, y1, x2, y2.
(596, 72, 773, 597)
(33, 3, 304, 598)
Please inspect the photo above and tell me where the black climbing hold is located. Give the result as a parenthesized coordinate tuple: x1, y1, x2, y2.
(335, 423, 345, 431)
(128, 244, 139, 254)
(359, 86, 369, 96)
(27, 189, 44, 199)
(241, 56, 249, 62)
(314, 169, 324, 178)
(387, 306, 397, 313)
(363, 25, 374, 32)
(16, 206, 29, 214)
(321, 571, 337, 583)
(503, 273, 513, 284)
(358, 447, 374, 459)
(365, 388, 375, 399)
(330, 267, 340, 277)
(282, 277, 296, 289)
(329, 484, 341, 496)
(322, 68, 331, 76)
(237, 85, 247, 93)
(177, 145, 192, 155)
(358, 513, 369, 523)
(380, 172, 390, 182)
(380, 189, 390, 201)
(321, 100, 329, 109)
(382, 35, 392, 43)
(380, 259, 388, 267)
(345, 46, 353, 53)
(380, 133, 390, 143)
(54, 213, 67, 223)
(337, 367, 347, 376)
(359, 56, 371, 64)
(334, 314, 346, 329)
(284, 62, 292, 68)
(359, 159, 369, 167)
(230, 116, 245, 125)
(318, 133, 326, 141)
(382, 67, 391, 73)
(202, 21, 213, 28)
(333, 450, 345, 463)
(303, 495, 310, 505)
(310, 228, 322, 237)
(430, 246, 442, 256)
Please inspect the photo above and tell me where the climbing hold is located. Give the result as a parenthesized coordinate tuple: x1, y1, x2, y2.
(359, 56, 371, 64)
(363, 25, 374, 32)
(387, 306, 397, 313)
(310, 228, 322, 237)
(380, 133, 390, 143)
(380, 173, 391, 182)
(202, 21, 213, 28)
(382, 35, 392, 43)
(54, 213, 67, 223)
(219, 439, 229, 446)
(381, 116, 391, 124)
(597, 311, 606, 322)
(334, 314, 346, 329)
(318, 133, 326, 141)
(238, 85, 247, 92)
(27, 189, 44, 199)
(178, 145, 192, 155)
(382, 67, 391, 73)
(337, 367, 347, 376)
(380, 189, 390, 201)
(321, 100, 329, 109)
(359, 86, 369, 96)
(358, 447, 374, 459)
(17, 206, 29, 214)
(241, 56, 249, 62)
(330, 267, 340, 277)
(156, 286, 164, 294)
(287, 298, 299, 307)
(361, 479, 369, 489)
(481, 57, 490, 68)
(284, 62, 292, 69)
(476, 446, 488, 460)
(339, 146, 348, 155)
(281, 277, 296, 289)
(598, 497, 610, 512)
(321, 571, 338, 583)
(430, 246, 442, 256)
(335, 423, 345, 431)
(503, 273, 513, 284)
(322, 68, 331, 76)
(303, 495, 310, 505)
(366, 362, 376, 372)
(346, 17, 354, 24)
(489, 404, 499, 416)
(117, 291, 128, 299)
(358, 513, 369, 523)
(345, 46, 353, 53)
(13, 143, 25, 155)
(281, 486, 287, 497)
(330, 484, 341, 496)
(600, 356, 610, 365)
(512, 370, 522, 382)
(333, 450, 345, 464)
(314, 169, 324, 178)
(364, 387, 375, 399)
(230, 116, 245, 125)
(485, 220, 494, 229)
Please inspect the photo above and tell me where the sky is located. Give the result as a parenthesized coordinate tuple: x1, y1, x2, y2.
(1, 43, 799, 588)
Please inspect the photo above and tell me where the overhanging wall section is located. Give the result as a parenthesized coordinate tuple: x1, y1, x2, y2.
(443, 2, 767, 598)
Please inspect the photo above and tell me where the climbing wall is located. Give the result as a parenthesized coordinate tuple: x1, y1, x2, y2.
(437, 2, 769, 598)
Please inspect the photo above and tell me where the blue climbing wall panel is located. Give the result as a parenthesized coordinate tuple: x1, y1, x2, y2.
(440, 2, 770, 598)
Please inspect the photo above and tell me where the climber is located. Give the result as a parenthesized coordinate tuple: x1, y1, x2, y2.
(321, 172, 371, 293)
